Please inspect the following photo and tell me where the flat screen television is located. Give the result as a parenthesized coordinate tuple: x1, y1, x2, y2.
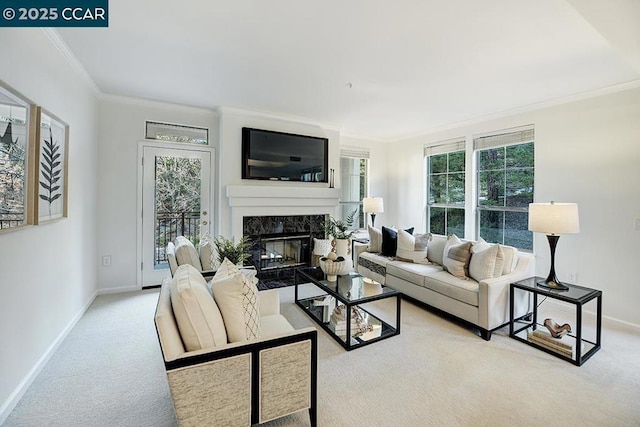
(242, 127, 328, 182)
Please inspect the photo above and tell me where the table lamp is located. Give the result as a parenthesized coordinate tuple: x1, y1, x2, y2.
(363, 197, 384, 228)
(528, 201, 580, 291)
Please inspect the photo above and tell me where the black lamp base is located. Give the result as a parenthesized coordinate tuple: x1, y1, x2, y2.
(536, 279, 569, 291)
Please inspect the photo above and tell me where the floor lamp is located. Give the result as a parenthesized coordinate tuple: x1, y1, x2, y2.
(528, 201, 580, 291)
(363, 197, 384, 228)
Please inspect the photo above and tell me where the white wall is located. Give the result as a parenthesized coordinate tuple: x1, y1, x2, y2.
(97, 95, 218, 292)
(388, 86, 640, 326)
(0, 29, 99, 421)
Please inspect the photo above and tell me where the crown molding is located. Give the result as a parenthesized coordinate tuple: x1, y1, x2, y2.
(217, 106, 341, 132)
(101, 93, 219, 116)
(40, 28, 101, 95)
(393, 79, 640, 142)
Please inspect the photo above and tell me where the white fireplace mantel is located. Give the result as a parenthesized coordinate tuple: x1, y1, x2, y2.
(226, 184, 341, 237)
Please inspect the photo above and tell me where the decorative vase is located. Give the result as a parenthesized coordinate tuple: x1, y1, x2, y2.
(332, 238, 351, 258)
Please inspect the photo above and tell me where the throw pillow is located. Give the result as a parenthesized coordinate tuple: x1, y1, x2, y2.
(367, 225, 383, 253)
(174, 236, 203, 271)
(443, 235, 472, 279)
(381, 226, 414, 257)
(211, 259, 262, 342)
(199, 232, 215, 271)
(312, 238, 331, 256)
(469, 243, 505, 282)
(170, 264, 228, 351)
(427, 237, 447, 265)
(395, 229, 430, 263)
(500, 244, 518, 275)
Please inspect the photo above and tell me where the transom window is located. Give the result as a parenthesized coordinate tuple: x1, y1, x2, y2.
(145, 121, 208, 145)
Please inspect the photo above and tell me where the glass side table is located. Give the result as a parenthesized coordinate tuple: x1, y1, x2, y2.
(509, 277, 602, 366)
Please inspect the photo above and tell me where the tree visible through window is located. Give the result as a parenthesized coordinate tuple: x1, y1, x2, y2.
(477, 142, 534, 250)
(427, 150, 465, 236)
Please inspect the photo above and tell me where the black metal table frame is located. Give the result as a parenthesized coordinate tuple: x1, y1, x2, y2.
(295, 268, 401, 351)
(509, 278, 602, 366)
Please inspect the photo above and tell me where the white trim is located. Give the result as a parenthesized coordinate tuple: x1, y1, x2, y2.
(40, 29, 100, 94)
(395, 79, 640, 142)
(217, 106, 340, 132)
(102, 93, 217, 116)
(136, 141, 215, 288)
(0, 290, 97, 425)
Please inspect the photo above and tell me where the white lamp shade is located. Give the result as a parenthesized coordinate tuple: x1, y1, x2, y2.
(528, 202, 580, 234)
(363, 197, 384, 214)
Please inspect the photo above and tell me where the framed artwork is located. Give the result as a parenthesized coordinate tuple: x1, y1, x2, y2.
(0, 81, 37, 231)
(34, 107, 68, 224)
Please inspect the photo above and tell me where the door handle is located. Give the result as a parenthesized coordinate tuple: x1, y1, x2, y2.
(202, 211, 208, 216)
(201, 221, 208, 226)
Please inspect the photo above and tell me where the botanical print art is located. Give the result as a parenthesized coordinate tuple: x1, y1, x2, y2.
(38, 111, 67, 223)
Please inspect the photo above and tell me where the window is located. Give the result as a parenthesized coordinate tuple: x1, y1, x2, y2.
(475, 128, 534, 250)
(145, 121, 208, 145)
(0, 83, 34, 230)
(425, 139, 466, 236)
(340, 147, 369, 229)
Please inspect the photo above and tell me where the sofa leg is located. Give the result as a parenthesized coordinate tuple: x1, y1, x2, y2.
(480, 330, 492, 341)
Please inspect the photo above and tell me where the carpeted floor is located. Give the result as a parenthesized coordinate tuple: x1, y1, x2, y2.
(4, 286, 640, 426)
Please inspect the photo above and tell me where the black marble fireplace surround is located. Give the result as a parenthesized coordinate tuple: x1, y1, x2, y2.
(243, 214, 326, 285)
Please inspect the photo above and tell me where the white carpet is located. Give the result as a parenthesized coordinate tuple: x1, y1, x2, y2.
(4, 286, 640, 426)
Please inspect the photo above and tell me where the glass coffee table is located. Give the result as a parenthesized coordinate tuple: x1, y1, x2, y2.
(295, 267, 401, 351)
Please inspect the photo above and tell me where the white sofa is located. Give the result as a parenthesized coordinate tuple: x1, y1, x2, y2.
(155, 264, 318, 426)
(355, 234, 534, 340)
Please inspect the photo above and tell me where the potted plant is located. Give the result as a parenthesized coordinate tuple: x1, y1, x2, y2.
(213, 235, 250, 266)
(323, 209, 358, 258)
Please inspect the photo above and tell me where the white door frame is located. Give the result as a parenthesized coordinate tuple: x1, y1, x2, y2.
(136, 140, 215, 288)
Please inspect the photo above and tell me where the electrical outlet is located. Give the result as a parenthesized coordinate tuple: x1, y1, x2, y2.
(568, 272, 577, 284)
(102, 255, 111, 267)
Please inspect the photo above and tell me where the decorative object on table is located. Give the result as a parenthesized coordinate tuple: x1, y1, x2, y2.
(319, 252, 350, 281)
(35, 108, 69, 224)
(543, 318, 572, 338)
(528, 201, 580, 291)
(312, 295, 336, 322)
(213, 235, 250, 266)
(329, 168, 335, 188)
(362, 197, 384, 228)
(527, 330, 573, 358)
(330, 304, 373, 337)
(323, 209, 358, 266)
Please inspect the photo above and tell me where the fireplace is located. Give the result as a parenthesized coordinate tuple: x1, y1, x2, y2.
(243, 215, 325, 283)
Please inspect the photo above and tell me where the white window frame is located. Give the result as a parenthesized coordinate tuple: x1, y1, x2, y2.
(474, 126, 535, 251)
(425, 138, 466, 237)
(340, 146, 369, 230)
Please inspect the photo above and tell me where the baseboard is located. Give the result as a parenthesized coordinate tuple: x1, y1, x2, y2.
(544, 299, 640, 331)
(98, 285, 140, 295)
(0, 290, 98, 425)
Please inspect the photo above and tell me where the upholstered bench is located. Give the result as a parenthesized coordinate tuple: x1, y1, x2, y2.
(155, 262, 318, 426)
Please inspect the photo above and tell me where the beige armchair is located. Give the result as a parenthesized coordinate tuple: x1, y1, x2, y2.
(155, 266, 318, 426)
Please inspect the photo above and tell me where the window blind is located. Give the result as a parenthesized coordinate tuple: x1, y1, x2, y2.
(340, 146, 370, 159)
(473, 126, 534, 151)
(423, 138, 465, 157)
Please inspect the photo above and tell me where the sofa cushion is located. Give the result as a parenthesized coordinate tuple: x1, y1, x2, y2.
(427, 237, 447, 265)
(174, 236, 203, 271)
(469, 243, 505, 282)
(423, 270, 479, 307)
(211, 259, 262, 343)
(386, 261, 443, 286)
(396, 229, 430, 264)
(170, 264, 228, 351)
(367, 225, 383, 253)
(261, 314, 295, 336)
(443, 236, 472, 279)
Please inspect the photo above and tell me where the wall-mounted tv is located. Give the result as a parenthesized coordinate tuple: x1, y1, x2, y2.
(242, 127, 328, 182)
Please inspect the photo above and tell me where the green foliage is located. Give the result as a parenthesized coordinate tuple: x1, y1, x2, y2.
(214, 235, 250, 265)
(324, 209, 358, 240)
(39, 128, 62, 210)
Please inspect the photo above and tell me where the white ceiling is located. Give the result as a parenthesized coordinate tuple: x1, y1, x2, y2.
(56, 0, 640, 140)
